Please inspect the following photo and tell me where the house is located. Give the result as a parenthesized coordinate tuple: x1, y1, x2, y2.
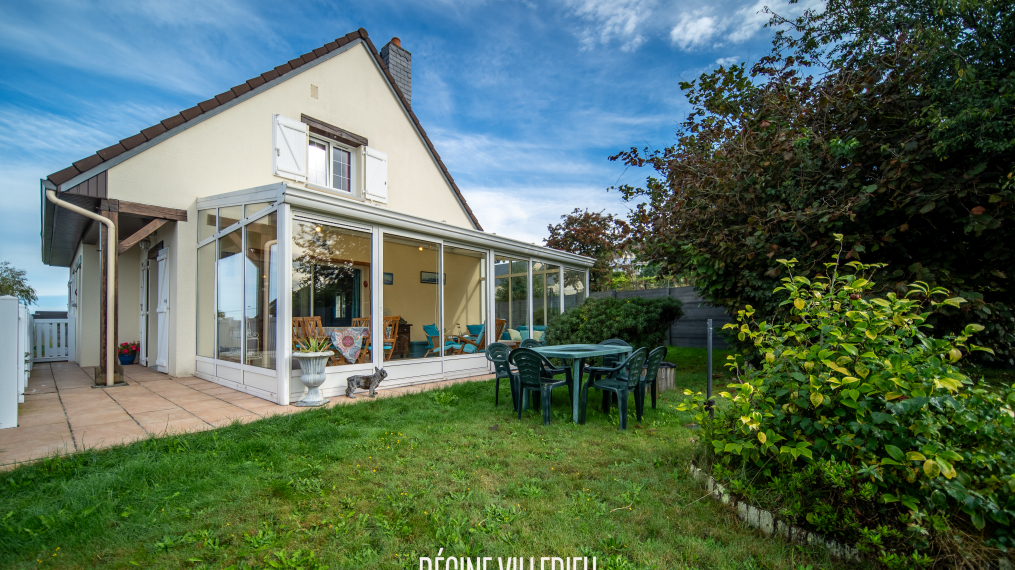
(39, 28, 591, 405)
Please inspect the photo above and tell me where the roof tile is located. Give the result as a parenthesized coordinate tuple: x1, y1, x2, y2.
(302, 50, 319, 63)
(231, 83, 251, 97)
(97, 143, 127, 161)
(50, 165, 81, 186)
(141, 123, 168, 140)
(357, 28, 368, 37)
(344, 31, 359, 42)
(246, 76, 266, 89)
(72, 154, 103, 172)
(261, 69, 279, 82)
(198, 98, 220, 113)
(274, 63, 292, 75)
(161, 115, 185, 130)
(336, 37, 349, 47)
(215, 90, 236, 105)
(180, 105, 202, 121)
(288, 57, 304, 68)
(314, 46, 329, 57)
(120, 133, 147, 151)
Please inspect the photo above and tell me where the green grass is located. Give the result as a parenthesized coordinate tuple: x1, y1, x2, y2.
(1, 348, 864, 570)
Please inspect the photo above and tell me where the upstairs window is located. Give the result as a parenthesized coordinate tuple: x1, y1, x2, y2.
(307, 137, 353, 193)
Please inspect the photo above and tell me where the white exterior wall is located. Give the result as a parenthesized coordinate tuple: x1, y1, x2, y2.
(104, 41, 474, 377)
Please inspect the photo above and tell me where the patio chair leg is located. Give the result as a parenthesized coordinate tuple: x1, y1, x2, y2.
(602, 390, 610, 414)
(635, 384, 645, 421)
(618, 389, 629, 430)
(511, 378, 520, 412)
(518, 389, 525, 419)
(495, 377, 500, 407)
(579, 384, 590, 424)
(541, 385, 553, 425)
(651, 381, 657, 409)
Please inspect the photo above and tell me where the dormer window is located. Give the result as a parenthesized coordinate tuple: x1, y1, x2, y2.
(308, 137, 353, 193)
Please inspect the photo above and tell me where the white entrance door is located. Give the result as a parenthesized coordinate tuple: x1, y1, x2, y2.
(138, 258, 148, 366)
(155, 248, 169, 373)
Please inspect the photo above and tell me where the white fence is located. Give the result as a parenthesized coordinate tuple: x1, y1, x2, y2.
(1, 297, 28, 428)
(33, 318, 74, 363)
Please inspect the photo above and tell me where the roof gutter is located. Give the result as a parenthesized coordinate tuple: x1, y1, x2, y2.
(45, 190, 115, 387)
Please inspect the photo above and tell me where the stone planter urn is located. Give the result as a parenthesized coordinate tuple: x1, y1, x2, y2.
(292, 351, 333, 407)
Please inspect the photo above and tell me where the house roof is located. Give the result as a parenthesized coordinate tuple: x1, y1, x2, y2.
(45, 28, 483, 231)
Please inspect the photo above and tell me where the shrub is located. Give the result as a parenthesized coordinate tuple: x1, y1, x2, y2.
(679, 240, 1014, 567)
(543, 296, 683, 349)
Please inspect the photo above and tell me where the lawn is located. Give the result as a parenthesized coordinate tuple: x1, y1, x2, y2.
(0, 348, 865, 570)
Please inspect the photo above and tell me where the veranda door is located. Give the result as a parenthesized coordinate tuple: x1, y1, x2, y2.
(155, 248, 169, 373)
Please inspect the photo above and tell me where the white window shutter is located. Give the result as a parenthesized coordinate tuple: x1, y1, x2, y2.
(364, 146, 388, 203)
(273, 114, 307, 181)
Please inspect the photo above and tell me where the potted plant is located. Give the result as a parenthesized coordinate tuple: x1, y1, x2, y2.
(117, 342, 139, 365)
(292, 336, 333, 407)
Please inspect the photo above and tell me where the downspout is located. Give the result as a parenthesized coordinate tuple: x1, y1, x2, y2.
(46, 190, 116, 387)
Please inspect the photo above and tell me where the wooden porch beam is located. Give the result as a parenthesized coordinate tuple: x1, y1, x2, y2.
(118, 218, 168, 255)
(101, 199, 187, 222)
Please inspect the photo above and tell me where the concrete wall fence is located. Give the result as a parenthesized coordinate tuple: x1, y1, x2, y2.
(589, 286, 731, 349)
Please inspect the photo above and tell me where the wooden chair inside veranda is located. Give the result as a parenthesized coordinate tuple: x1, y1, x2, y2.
(291, 316, 342, 366)
(352, 317, 372, 361)
(382, 316, 401, 361)
(493, 319, 507, 346)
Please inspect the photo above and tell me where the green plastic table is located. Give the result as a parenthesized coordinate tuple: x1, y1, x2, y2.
(530, 343, 633, 423)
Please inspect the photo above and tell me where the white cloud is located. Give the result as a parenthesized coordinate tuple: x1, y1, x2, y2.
(668, 0, 824, 52)
(669, 11, 720, 50)
(715, 55, 740, 67)
(465, 185, 630, 246)
(565, 0, 656, 52)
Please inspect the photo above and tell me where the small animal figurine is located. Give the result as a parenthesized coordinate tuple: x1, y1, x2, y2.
(345, 367, 387, 398)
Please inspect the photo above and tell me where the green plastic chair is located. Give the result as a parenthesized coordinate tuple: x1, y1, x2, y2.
(636, 347, 668, 420)
(485, 343, 516, 408)
(583, 338, 632, 402)
(519, 338, 542, 348)
(509, 348, 569, 425)
(579, 347, 648, 430)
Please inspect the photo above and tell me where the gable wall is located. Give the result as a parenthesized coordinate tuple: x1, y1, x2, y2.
(106, 42, 474, 228)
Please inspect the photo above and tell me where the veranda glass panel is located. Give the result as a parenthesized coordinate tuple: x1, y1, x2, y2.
(383, 234, 440, 360)
(244, 212, 277, 369)
(564, 268, 587, 310)
(219, 205, 243, 231)
(216, 229, 243, 363)
(532, 262, 561, 332)
(245, 202, 272, 217)
(443, 246, 488, 354)
(291, 221, 372, 366)
(198, 209, 216, 242)
(494, 256, 527, 340)
(196, 243, 215, 358)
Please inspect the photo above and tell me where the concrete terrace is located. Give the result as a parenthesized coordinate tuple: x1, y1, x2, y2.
(1, 362, 492, 468)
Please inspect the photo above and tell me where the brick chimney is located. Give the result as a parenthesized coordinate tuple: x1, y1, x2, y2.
(380, 37, 411, 105)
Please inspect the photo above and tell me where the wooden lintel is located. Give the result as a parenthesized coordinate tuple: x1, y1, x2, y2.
(118, 218, 169, 255)
(101, 199, 187, 222)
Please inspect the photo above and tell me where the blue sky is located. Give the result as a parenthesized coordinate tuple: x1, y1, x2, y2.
(0, 0, 814, 311)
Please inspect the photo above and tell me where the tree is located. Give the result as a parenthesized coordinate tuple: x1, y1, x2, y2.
(611, 0, 1015, 362)
(544, 208, 630, 292)
(0, 261, 37, 305)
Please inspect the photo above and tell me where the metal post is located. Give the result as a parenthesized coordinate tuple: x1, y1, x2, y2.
(707, 318, 714, 419)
